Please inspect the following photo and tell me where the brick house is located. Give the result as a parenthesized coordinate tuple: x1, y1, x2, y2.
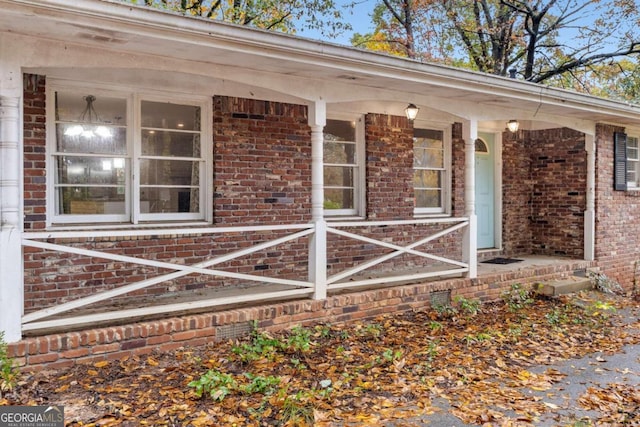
(2, 0, 640, 370)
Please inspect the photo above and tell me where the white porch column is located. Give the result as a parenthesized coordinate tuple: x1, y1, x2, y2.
(308, 100, 327, 299)
(584, 134, 596, 261)
(0, 61, 24, 342)
(462, 119, 478, 278)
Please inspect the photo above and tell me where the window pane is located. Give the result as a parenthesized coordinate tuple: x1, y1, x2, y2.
(57, 156, 126, 185)
(141, 101, 201, 131)
(415, 189, 441, 208)
(324, 188, 354, 209)
(414, 128, 443, 141)
(324, 166, 354, 187)
(324, 141, 356, 164)
(627, 168, 637, 184)
(56, 93, 126, 125)
(325, 119, 355, 141)
(140, 188, 199, 213)
(414, 137, 443, 150)
(140, 159, 199, 186)
(58, 187, 125, 215)
(142, 131, 201, 157)
(414, 147, 443, 168)
(57, 125, 126, 155)
(413, 170, 442, 188)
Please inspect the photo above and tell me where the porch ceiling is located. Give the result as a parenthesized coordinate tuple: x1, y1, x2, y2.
(2, 0, 640, 130)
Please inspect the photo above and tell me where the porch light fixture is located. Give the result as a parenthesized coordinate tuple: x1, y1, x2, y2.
(405, 103, 420, 121)
(64, 95, 112, 139)
(507, 119, 519, 133)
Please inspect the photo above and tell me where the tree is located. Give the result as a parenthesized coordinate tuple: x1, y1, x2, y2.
(353, 0, 640, 98)
(125, 0, 351, 37)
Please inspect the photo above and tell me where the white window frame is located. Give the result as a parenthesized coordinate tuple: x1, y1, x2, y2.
(627, 135, 640, 189)
(323, 115, 365, 218)
(46, 81, 213, 227)
(413, 123, 452, 216)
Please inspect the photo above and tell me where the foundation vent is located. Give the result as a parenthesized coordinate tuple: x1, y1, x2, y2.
(215, 322, 254, 341)
(430, 289, 451, 307)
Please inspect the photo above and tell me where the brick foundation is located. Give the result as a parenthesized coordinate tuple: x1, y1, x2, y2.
(9, 258, 594, 372)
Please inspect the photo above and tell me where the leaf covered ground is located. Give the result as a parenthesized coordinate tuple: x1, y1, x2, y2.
(2, 289, 640, 426)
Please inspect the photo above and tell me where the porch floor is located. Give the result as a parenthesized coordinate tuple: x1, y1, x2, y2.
(25, 255, 592, 336)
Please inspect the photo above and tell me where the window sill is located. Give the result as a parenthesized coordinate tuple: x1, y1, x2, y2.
(324, 216, 366, 222)
(413, 213, 451, 219)
(43, 221, 212, 232)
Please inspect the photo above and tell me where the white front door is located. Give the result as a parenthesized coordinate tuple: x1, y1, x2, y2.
(475, 133, 496, 249)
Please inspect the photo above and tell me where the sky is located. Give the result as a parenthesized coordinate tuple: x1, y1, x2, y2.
(295, 0, 376, 45)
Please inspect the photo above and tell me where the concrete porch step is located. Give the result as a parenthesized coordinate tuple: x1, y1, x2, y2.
(536, 275, 593, 296)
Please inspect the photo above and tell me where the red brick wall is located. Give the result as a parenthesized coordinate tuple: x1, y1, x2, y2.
(502, 130, 533, 255)
(502, 128, 586, 258)
(594, 124, 640, 289)
(213, 96, 312, 224)
(529, 128, 586, 258)
(451, 123, 466, 218)
(364, 113, 414, 219)
(23, 74, 47, 230)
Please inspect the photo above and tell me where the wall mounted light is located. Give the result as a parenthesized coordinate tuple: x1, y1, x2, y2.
(507, 119, 519, 133)
(405, 103, 419, 121)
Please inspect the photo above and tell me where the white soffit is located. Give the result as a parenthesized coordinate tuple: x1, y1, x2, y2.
(1, 0, 640, 127)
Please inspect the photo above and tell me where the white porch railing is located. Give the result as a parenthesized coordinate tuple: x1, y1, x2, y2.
(20, 217, 470, 333)
(326, 217, 470, 290)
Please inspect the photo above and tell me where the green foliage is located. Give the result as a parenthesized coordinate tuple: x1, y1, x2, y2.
(239, 373, 281, 395)
(433, 303, 458, 319)
(545, 307, 569, 327)
(382, 348, 403, 362)
(188, 370, 237, 401)
(427, 320, 443, 333)
(314, 324, 332, 338)
(453, 295, 482, 316)
(356, 323, 383, 340)
(0, 332, 19, 398)
(462, 332, 493, 345)
(502, 283, 534, 312)
(290, 357, 307, 371)
(189, 370, 281, 401)
(231, 329, 281, 364)
(286, 325, 313, 353)
(586, 300, 617, 320)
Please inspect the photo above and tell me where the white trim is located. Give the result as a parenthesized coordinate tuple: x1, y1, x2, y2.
(584, 134, 595, 261)
(413, 123, 452, 216)
(46, 80, 212, 226)
(323, 115, 365, 217)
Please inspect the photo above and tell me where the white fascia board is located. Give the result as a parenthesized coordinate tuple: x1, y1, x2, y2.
(3, 0, 640, 124)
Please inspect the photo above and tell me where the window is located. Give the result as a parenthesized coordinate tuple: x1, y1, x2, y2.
(627, 136, 640, 188)
(323, 118, 364, 216)
(413, 127, 451, 214)
(49, 85, 210, 225)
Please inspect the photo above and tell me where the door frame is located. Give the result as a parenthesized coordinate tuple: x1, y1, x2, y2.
(476, 130, 503, 251)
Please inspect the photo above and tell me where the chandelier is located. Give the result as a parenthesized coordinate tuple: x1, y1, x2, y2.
(64, 95, 112, 138)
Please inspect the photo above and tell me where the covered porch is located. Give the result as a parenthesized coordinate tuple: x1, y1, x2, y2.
(3, 0, 638, 350)
(10, 253, 594, 371)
